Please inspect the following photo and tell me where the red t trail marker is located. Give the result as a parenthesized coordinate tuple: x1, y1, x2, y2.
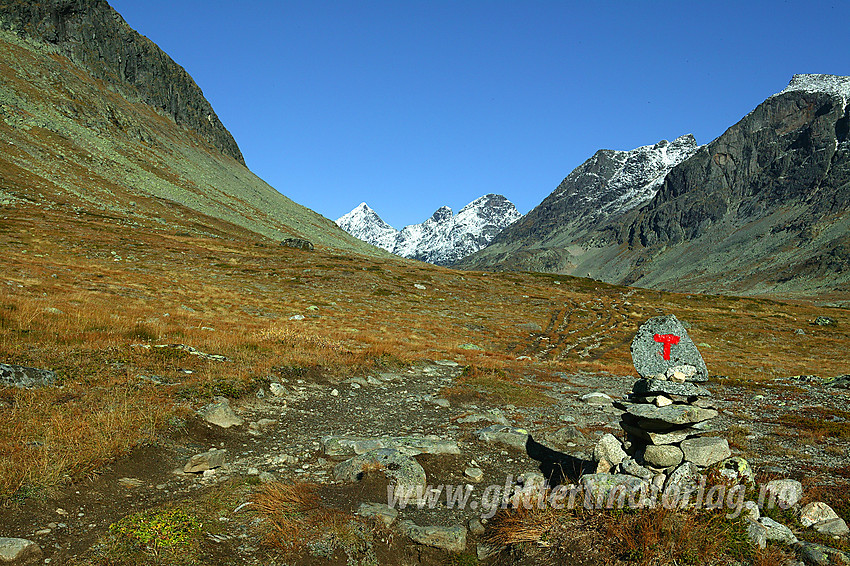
(653, 334, 681, 361)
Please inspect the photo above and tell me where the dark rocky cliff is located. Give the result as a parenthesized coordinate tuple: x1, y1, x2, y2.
(459, 75, 850, 301)
(0, 0, 244, 164)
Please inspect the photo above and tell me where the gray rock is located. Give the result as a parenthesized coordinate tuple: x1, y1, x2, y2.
(580, 474, 650, 508)
(619, 457, 654, 481)
(268, 382, 286, 396)
(468, 517, 486, 536)
(813, 518, 849, 537)
(643, 445, 684, 469)
(800, 502, 840, 527)
(457, 411, 510, 425)
(798, 542, 850, 565)
(764, 479, 804, 509)
(630, 315, 708, 381)
(281, 238, 314, 251)
(357, 502, 398, 527)
(334, 449, 426, 490)
(0, 538, 42, 565)
(593, 433, 627, 472)
(680, 437, 730, 467)
(322, 435, 460, 457)
(625, 404, 718, 430)
(813, 316, 836, 326)
(183, 449, 227, 473)
(581, 392, 613, 405)
(664, 462, 702, 500)
(621, 420, 696, 445)
(0, 364, 57, 389)
(632, 378, 710, 398)
(475, 425, 529, 450)
(464, 468, 484, 482)
(201, 397, 243, 428)
(759, 517, 798, 545)
(746, 518, 767, 549)
(544, 425, 586, 446)
(399, 521, 467, 553)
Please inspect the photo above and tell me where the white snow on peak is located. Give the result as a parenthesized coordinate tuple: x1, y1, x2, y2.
(336, 194, 522, 265)
(335, 202, 398, 252)
(776, 74, 850, 103)
(554, 133, 699, 218)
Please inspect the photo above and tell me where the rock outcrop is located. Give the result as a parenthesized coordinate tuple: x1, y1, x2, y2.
(459, 75, 850, 300)
(0, 0, 243, 163)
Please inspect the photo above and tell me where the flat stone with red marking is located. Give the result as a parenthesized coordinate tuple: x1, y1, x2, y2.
(630, 315, 708, 382)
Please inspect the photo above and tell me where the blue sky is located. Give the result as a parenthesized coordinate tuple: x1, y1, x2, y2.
(110, 0, 849, 229)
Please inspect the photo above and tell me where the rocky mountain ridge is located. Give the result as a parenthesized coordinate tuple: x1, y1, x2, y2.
(459, 74, 850, 302)
(337, 194, 522, 265)
(0, 0, 243, 164)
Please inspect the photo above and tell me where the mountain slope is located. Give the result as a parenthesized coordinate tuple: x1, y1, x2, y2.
(457, 134, 698, 273)
(460, 75, 850, 302)
(0, 2, 388, 256)
(336, 194, 522, 265)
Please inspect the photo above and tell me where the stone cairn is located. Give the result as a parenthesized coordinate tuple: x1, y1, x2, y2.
(590, 314, 738, 500)
(620, 314, 730, 473)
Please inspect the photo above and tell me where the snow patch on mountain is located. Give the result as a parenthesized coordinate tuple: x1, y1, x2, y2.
(336, 194, 522, 265)
(550, 133, 699, 225)
(775, 74, 850, 105)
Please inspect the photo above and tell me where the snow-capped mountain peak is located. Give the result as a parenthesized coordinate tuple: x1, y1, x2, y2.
(336, 194, 522, 265)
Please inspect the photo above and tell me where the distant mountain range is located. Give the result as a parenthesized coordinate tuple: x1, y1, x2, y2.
(336, 194, 522, 265)
(459, 74, 850, 301)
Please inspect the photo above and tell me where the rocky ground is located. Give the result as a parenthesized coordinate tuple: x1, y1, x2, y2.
(3, 357, 849, 565)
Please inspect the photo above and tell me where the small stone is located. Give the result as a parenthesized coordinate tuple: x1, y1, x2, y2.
(654, 395, 673, 407)
(743, 500, 760, 521)
(330, 388, 339, 397)
(464, 468, 484, 482)
(289, 314, 305, 321)
(432, 398, 450, 408)
(619, 457, 654, 480)
(413, 283, 426, 290)
(813, 316, 836, 326)
(468, 517, 486, 536)
(581, 392, 613, 405)
(544, 425, 586, 446)
(746, 518, 767, 549)
(800, 502, 840, 527)
(247, 467, 259, 476)
(0, 538, 42, 565)
(680, 437, 730, 467)
(357, 502, 398, 527)
(184, 449, 227, 473)
(269, 383, 286, 397)
(201, 397, 243, 428)
(664, 462, 702, 499)
(258, 471, 276, 483)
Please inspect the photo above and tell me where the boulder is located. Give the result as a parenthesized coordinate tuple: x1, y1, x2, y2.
(625, 404, 718, 430)
(621, 420, 696, 445)
(800, 502, 840, 527)
(643, 444, 684, 469)
(798, 542, 850, 565)
(631, 378, 710, 398)
(680, 437, 730, 467)
(813, 518, 849, 537)
(398, 521, 467, 553)
(0, 364, 57, 389)
(334, 448, 426, 490)
(593, 433, 627, 472)
(280, 238, 314, 251)
(475, 425, 529, 450)
(357, 502, 398, 527)
(764, 479, 804, 509)
(664, 462, 703, 501)
(759, 517, 798, 545)
(580, 473, 650, 507)
(630, 315, 708, 381)
(0, 538, 42, 565)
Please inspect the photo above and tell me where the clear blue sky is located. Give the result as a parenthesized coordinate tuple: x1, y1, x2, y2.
(110, 0, 849, 229)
